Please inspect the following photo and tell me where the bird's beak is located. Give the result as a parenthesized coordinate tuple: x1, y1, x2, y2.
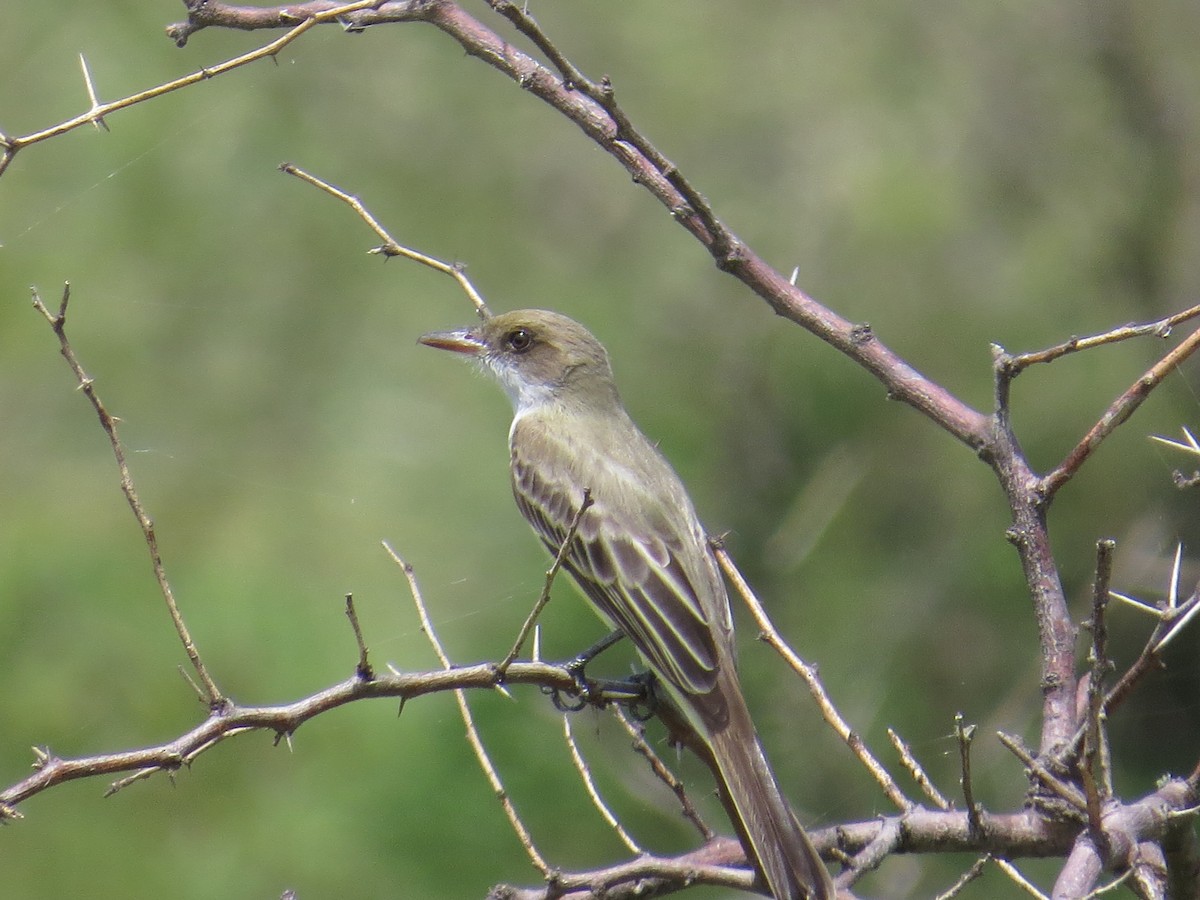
(418, 327, 487, 356)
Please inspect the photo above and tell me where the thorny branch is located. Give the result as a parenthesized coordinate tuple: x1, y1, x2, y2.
(1083, 546, 1200, 753)
(0, 657, 606, 815)
(30, 284, 223, 707)
(0, 2, 393, 179)
(279, 163, 493, 319)
(610, 705, 714, 843)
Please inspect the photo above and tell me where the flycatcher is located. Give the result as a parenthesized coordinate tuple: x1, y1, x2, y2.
(420, 309, 833, 900)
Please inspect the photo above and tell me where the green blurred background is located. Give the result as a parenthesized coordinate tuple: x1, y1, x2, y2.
(2, 2, 1199, 897)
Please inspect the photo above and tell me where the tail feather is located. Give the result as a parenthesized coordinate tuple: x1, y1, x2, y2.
(697, 681, 834, 900)
(706, 722, 834, 900)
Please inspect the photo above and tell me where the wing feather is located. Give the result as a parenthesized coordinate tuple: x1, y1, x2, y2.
(511, 413, 724, 696)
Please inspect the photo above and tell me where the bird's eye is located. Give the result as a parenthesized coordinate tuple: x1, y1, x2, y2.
(505, 328, 534, 353)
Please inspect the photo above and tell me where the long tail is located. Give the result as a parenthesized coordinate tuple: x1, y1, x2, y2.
(701, 686, 835, 900)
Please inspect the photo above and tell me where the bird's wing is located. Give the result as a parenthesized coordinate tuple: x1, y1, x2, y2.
(511, 416, 720, 697)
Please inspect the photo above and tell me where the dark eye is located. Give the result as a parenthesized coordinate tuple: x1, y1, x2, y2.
(505, 328, 534, 353)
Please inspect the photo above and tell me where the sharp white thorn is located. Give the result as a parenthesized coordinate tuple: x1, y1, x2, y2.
(1155, 597, 1200, 653)
(1108, 590, 1165, 618)
(1170, 543, 1184, 609)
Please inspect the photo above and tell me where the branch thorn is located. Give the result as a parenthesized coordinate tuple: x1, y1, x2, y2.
(78, 54, 110, 132)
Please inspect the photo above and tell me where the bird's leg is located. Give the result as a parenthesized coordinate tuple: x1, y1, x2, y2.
(622, 671, 659, 722)
(543, 672, 653, 714)
(539, 632, 665, 719)
(564, 629, 625, 685)
(542, 630, 633, 712)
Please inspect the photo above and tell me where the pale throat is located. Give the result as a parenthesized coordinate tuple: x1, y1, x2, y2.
(491, 362, 562, 419)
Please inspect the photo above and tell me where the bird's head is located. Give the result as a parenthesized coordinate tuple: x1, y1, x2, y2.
(419, 309, 620, 415)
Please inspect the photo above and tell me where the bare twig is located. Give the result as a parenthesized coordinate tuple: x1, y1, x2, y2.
(1003, 302, 1200, 372)
(888, 727, 952, 810)
(278, 163, 492, 318)
(562, 715, 642, 855)
(933, 855, 989, 900)
(0, 801, 24, 822)
(994, 857, 1051, 898)
(1071, 638, 1166, 760)
(839, 814, 902, 888)
(1086, 867, 1136, 897)
(1041, 324, 1200, 497)
(31, 284, 223, 707)
(712, 539, 911, 812)
(382, 541, 551, 876)
(610, 705, 713, 842)
(166, 0, 430, 47)
(107, 762, 187, 797)
(344, 594, 374, 681)
(1080, 540, 1115, 830)
(499, 489, 594, 673)
(997, 731, 1088, 813)
(956, 714, 983, 839)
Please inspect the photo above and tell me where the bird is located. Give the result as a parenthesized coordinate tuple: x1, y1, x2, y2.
(420, 308, 834, 900)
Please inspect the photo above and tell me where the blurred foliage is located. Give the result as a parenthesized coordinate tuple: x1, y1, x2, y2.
(1, 1, 1199, 898)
